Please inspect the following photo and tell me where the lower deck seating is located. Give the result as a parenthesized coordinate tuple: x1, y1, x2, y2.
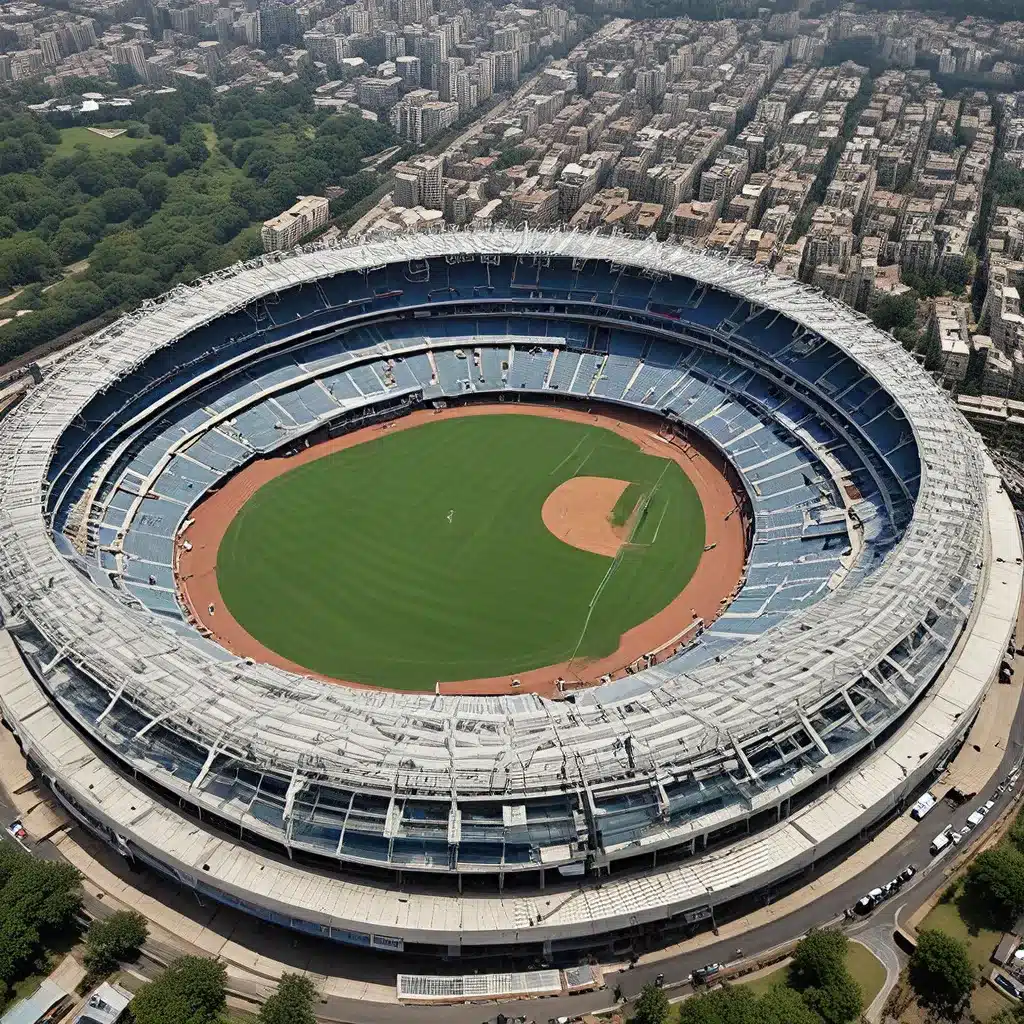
(61, 319, 906, 657)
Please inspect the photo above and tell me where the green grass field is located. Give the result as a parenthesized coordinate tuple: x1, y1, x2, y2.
(53, 126, 149, 156)
(216, 414, 706, 688)
(741, 943, 887, 1005)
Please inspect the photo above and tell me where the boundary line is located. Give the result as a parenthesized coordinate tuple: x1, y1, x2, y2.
(566, 459, 674, 669)
(549, 435, 588, 476)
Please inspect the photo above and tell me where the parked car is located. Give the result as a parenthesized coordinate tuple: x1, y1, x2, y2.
(5, 821, 25, 841)
(692, 963, 722, 984)
(930, 826, 954, 855)
(951, 830, 964, 845)
(897, 865, 917, 884)
(855, 887, 885, 914)
(995, 974, 1023, 999)
(984, 799, 996, 814)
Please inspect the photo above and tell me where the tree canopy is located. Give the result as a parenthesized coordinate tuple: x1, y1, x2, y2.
(632, 981, 671, 1024)
(131, 956, 226, 1024)
(83, 910, 148, 974)
(674, 981, 825, 1024)
(0, 846, 81, 1010)
(909, 929, 975, 1015)
(787, 930, 863, 1024)
(258, 973, 318, 1024)
(0, 82, 395, 369)
(964, 845, 1024, 928)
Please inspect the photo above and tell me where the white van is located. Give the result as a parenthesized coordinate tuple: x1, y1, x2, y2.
(910, 793, 936, 820)
(930, 829, 952, 855)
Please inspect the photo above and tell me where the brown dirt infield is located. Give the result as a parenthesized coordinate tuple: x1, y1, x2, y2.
(542, 475, 631, 557)
(175, 403, 747, 698)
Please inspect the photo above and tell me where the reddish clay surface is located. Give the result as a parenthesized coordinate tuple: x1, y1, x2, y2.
(542, 475, 630, 558)
(175, 403, 747, 698)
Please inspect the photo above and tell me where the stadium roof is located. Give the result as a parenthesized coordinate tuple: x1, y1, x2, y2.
(0, 229, 989, 807)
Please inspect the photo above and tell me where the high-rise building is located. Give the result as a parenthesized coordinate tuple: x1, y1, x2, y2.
(169, 5, 199, 35)
(236, 11, 259, 44)
(258, 0, 298, 47)
(383, 31, 405, 60)
(438, 55, 463, 101)
(455, 68, 477, 113)
(38, 31, 61, 67)
(493, 48, 518, 88)
(474, 51, 495, 100)
(112, 40, 149, 80)
(357, 75, 402, 110)
(395, 53, 420, 88)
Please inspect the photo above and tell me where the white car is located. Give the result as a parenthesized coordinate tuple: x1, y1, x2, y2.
(951, 830, 964, 845)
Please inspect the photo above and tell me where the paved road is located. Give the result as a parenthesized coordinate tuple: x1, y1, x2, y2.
(1, 683, 1022, 1024)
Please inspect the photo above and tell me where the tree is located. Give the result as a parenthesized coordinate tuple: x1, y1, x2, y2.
(0, 854, 81, 990)
(964, 846, 1024, 927)
(83, 910, 148, 974)
(0, 235, 58, 289)
(137, 171, 170, 211)
(631, 981, 671, 1024)
(100, 187, 146, 224)
(788, 930, 862, 1024)
(756, 986, 823, 1024)
(131, 956, 226, 1024)
(909, 929, 974, 1015)
(801, 971, 863, 1024)
(789, 929, 848, 990)
(112, 64, 140, 88)
(870, 292, 917, 334)
(258, 973, 317, 1024)
(675, 983, 822, 1024)
(676, 984, 757, 1023)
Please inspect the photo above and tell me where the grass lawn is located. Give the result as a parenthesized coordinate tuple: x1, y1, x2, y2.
(217, 414, 706, 688)
(53, 126, 148, 157)
(919, 889, 1004, 977)
(740, 944, 886, 1006)
(971, 981, 1015, 1021)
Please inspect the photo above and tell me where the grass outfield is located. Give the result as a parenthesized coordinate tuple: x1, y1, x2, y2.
(216, 414, 706, 689)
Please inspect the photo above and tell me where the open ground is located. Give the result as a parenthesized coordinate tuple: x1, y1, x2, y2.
(176, 403, 746, 696)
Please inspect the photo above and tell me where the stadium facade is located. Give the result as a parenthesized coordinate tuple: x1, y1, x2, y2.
(0, 229, 1019, 959)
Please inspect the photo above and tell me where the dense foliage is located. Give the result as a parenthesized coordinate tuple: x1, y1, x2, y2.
(787, 930, 863, 1024)
(632, 931, 862, 1024)
(0, 76, 395, 367)
(83, 910, 148, 974)
(675, 983, 822, 1024)
(989, 161, 1024, 214)
(964, 845, 1024, 927)
(130, 956, 226, 1024)
(258, 973, 318, 1024)
(909, 929, 975, 1015)
(631, 981, 671, 1024)
(0, 845, 81, 1011)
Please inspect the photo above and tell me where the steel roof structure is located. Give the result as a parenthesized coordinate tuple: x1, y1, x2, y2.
(0, 229, 1014, 952)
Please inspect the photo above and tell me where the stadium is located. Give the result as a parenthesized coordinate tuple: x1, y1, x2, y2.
(0, 228, 1019, 963)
